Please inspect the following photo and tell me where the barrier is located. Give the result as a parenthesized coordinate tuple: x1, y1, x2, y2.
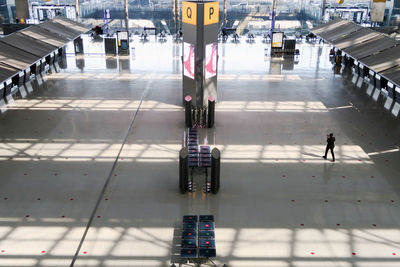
(179, 147, 189, 194)
(211, 148, 220, 194)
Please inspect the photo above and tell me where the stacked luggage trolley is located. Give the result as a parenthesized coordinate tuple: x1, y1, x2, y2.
(179, 128, 221, 194)
(180, 215, 217, 267)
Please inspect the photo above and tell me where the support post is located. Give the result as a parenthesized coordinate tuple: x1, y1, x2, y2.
(321, 0, 326, 22)
(223, 0, 227, 26)
(124, 0, 129, 32)
(270, 0, 277, 37)
(75, 0, 79, 19)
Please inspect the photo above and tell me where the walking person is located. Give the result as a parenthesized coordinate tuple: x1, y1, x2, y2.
(323, 133, 335, 162)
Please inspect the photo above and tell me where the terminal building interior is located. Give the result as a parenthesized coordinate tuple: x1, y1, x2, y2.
(1, 0, 400, 266)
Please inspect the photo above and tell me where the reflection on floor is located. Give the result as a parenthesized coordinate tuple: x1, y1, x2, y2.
(0, 36, 400, 267)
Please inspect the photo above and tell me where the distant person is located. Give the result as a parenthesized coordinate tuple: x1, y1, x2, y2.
(323, 133, 336, 162)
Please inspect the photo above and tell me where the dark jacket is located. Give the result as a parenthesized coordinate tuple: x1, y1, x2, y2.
(327, 136, 335, 148)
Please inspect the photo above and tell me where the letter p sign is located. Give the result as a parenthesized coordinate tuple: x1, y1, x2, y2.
(204, 2, 219, 25)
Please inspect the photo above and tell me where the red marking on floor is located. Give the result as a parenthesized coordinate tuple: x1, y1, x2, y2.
(114, 174, 117, 176)
(105, 198, 109, 200)
(357, 200, 361, 203)
(61, 216, 65, 218)
(312, 176, 316, 178)
(291, 200, 295, 202)
(275, 159, 279, 162)
(300, 224, 304, 226)
(393, 253, 396, 256)
(54, 173, 58, 176)
(352, 252, 356, 256)
(337, 224, 341, 226)
(65, 157, 68, 160)
(1, 250, 4, 253)
(37, 157, 40, 160)
(24, 173, 27, 176)
(391, 200, 395, 203)
(371, 176, 374, 178)
(70, 198, 74, 201)
(325, 200, 328, 203)
(83, 251, 87, 254)
(41, 251, 45, 254)
(282, 175, 286, 178)
(310, 252, 315, 255)
(358, 160, 362, 162)
(121, 158, 124, 160)
(342, 176, 346, 178)
(3, 198, 8, 200)
(373, 224, 377, 227)
(25, 215, 30, 218)
(37, 198, 40, 200)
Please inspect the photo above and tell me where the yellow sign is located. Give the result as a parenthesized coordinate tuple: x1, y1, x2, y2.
(204, 2, 219, 25)
(182, 1, 197, 25)
(337, 0, 344, 4)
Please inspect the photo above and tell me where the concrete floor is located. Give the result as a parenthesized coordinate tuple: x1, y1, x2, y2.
(0, 36, 400, 267)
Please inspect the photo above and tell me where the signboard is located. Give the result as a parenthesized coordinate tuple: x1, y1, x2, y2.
(184, 42, 195, 79)
(205, 43, 217, 79)
(271, 32, 283, 48)
(204, 2, 219, 25)
(182, 1, 197, 25)
(104, 9, 110, 19)
(371, 0, 386, 22)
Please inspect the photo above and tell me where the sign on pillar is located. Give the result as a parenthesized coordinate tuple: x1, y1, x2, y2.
(182, 1, 219, 108)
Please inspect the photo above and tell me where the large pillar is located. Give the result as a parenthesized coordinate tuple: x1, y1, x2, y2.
(321, 0, 326, 22)
(270, 0, 277, 37)
(75, 0, 79, 19)
(124, 0, 129, 32)
(182, 1, 219, 108)
(223, 0, 227, 26)
(15, 0, 29, 21)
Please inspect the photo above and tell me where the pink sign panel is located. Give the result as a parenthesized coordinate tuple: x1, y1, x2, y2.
(205, 43, 217, 79)
(183, 42, 195, 79)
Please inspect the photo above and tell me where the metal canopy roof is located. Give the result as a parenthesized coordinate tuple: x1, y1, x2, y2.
(0, 42, 39, 69)
(343, 35, 398, 59)
(0, 63, 20, 82)
(380, 66, 400, 87)
(360, 45, 400, 72)
(37, 20, 83, 40)
(319, 23, 362, 42)
(0, 17, 89, 85)
(53, 17, 88, 33)
(311, 19, 348, 35)
(332, 28, 381, 50)
(0, 32, 57, 58)
(20, 25, 69, 47)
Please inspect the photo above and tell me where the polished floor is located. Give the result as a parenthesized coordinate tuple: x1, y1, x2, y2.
(0, 36, 400, 267)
